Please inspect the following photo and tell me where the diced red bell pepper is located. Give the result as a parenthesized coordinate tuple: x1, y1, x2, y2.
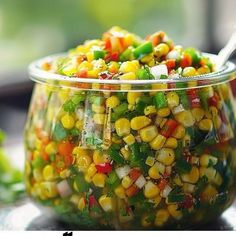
(179, 194, 193, 209)
(166, 59, 176, 72)
(58, 141, 74, 157)
(158, 178, 167, 191)
(99, 71, 113, 80)
(160, 119, 179, 138)
(125, 184, 140, 197)
(76, 69, 88, 78)
(129, 168, 141, 182)
(180, 53, 192, 68)
(187, 89, 200, 108)
(105, 51, 119, 62)
(64, 155, 74, 167)
(208, 93, 219, 107)
(89, 195, 99, 209)
(95, 163, 112, 174)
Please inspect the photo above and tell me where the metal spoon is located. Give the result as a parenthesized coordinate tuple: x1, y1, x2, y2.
(217, 31, 236, 70)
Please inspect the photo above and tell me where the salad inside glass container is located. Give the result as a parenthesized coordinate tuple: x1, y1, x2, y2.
(25, 27, 236, 229)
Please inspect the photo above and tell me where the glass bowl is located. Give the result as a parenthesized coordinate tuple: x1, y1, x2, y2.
(24, 53, 236, 229)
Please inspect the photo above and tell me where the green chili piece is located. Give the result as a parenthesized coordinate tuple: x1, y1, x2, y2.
(175, 159, 192, 174)
(108, 146, 125, 164)
(185, 47, 201, 65)
(119, 47, 133, 61)
(133, 41, 153, 59)
(154, 92, 168, 109)
(93, 50, 105, 59)
(167, 193, 185, 203)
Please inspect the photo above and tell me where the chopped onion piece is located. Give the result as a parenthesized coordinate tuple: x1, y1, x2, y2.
(115, 165, 131, 179)
(162, 185, 172, 198)
(150, 65, 168, 79)
(167, 50, 180, 60)
(172, 104, 185, 115)
(57, 180, 72, 198)
(135, 175, 147, 189)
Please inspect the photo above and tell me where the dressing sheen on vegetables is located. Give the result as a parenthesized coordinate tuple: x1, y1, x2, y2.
(24, 27, 236, 229)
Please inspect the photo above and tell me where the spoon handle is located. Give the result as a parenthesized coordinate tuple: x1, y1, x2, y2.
(217, 31, 236, 69)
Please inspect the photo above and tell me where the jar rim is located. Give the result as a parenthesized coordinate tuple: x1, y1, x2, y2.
(28, 53, 236, 91)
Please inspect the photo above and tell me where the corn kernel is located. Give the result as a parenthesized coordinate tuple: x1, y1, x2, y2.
(86, 51, 94, 62)
(35, 139, 42, 150)
(167, 205, 182, 220)
(93, 113, 105, 125)
(148, 162, 162, 179)
(77, 155, 92, 172)
(149, 195, 162, 207)
(182, 67, 197, 77)
(40, 182, 58, 198)
(131, 116, 151, 130)
(198, 119, 213, 131)
(201, 185, 218, 202)
(43, 165, 56, 181)
(181, 166, 199, 184)
(112, 135, 122, 144)
(213, 172, 223, 186)
(191, 108, 205, 122)
(144, 105, 157, 115)
(108, 61, 119, 73)
(59, 169, 71, 179)
(73, 147, 89, 156)
(157, 148, 175, 165)
(164, 137, 178, 149)
(33, 168, 43, 182)
(200, 167, 216, 182)
(120, 147, 131, 160)
(122, 176, 133, 189)
(115, 118, 130, 136)
(114, 185, 126, 199)
(175, 110, 195, 127)
(98, 195, 114, 212)
(127, 92, 142, 105)
(157, 107, 171, 117)
(149, 134, 166, 150)
(145, 156, 155, 167)
(45, 142, 57, 155)
(106, 96, 120, 108)
(78, 197, 86, 211)
(93, 150, 109, 164)
(144, 181, 160, 199)
(140, 125, 158, 142)
(141, 214, 152, 227)
(155, 209, 170, 226)
(119, 61, 140, 73)
(172, 125, 185, 139)
(183, 183, 195, 193)
(173, 174, 183, 186)
(87, 69, 99, 78)
(200, 154, 218, 167)
(92, 104, 105, 114)
(166, 92, 179, 108)
(141, 53, 154, 63)
(92, 173, 106, 187)
(197, 65, 211, 75)
(123, 134, 135, 145)
(70, 194, 80, 205)
(75, 120, 84, 130)
(61, 114, 75, 129)
(86, 163, 97, 178)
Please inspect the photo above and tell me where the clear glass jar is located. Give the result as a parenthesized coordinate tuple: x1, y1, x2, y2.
(24, 53, 236, 229)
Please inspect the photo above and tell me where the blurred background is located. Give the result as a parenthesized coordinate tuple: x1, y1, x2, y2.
(0, 0, 236, 166)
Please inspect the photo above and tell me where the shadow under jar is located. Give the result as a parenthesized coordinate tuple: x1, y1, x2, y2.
(24, 54, 236, 230)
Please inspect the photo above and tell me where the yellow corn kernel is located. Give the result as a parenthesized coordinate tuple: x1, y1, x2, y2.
(210, 106, 218, 117)
(205, 110, 212, 119)
(115, 118, 130, 136)
(86, 51, 94, 62)
(201, 185, 218, 202)
(173, 174, 183, 186)
(60, 169, 71, 179)
(191, 108, 205, 122)
(172, 125, 185, 139)
(145, 156, 155, 167)
(213, 172, 223, 186)
(78, 61, 93, 70)
(197, 65, 211, 75)
(35, 139, 42, 150)
(119, 61, 140, 73)
(200, 154, 218, 167)
(141, 214, 152, 227)
(25, 161, 31, 176)
(199, 167, 216, 182)
(198, 119, 213, 131)
(124, 33, 134, 46)
(58, 89, 70, 102)
(144, 181, 160, 199)
(75, 120, 84, 130)
(98, 195, 114, 212)
(122, 176, 133, 189)
(61, 114, 75, 129)
(88, 69, 99, 78)
(127, 92, 142, 105)
(164, 137, 178, 149)
(183, 183, 195, 193)
(92, 104, 105, 114)
(213, 115, 222, 130)
(175, 110, 195, 127)
(114, 185, 126, 199)
(108, 61, 119, 73)
(40, 182, 58, 198)
(144, 105, 157, 116)
(120, 84, 132, 91)
(106, 96, 120, 108)
(166, 92, 179, 108)
(130, 116, 151, 130)
(167, 205, 183, 220)
(119, 72, 136, 80)
(154, 43, 169, 57)
(70, 194, 80, 205)
(219, 84, 230, 100)
(92, 173, 106, 187)
(157, 107, 171, 117)
(140, 125, 158, 143)
(93, 150, 109, 164)
(43, 165, 56, 181)
(78, 197, 86, 211)
(73, 147, 88, 156)
(181, 166, 199, 184)
(182, 67, 197, 77)
(112, 135, 122, 144)
(45, 142, 57, 155)
(120, 147, 131, 160)
(33, 168, 43, 182)
(149, 195, 162, 207)
(149, 134, 166, 150)
(86, 163, 97, 178)
(157, 148, 175, 166)
(77, 155, 92, 172)
(93, 113, 105, 125)
(148, 162, 162, 179)
(123, 134, 135, 145)
(155, 209, 170, 227)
